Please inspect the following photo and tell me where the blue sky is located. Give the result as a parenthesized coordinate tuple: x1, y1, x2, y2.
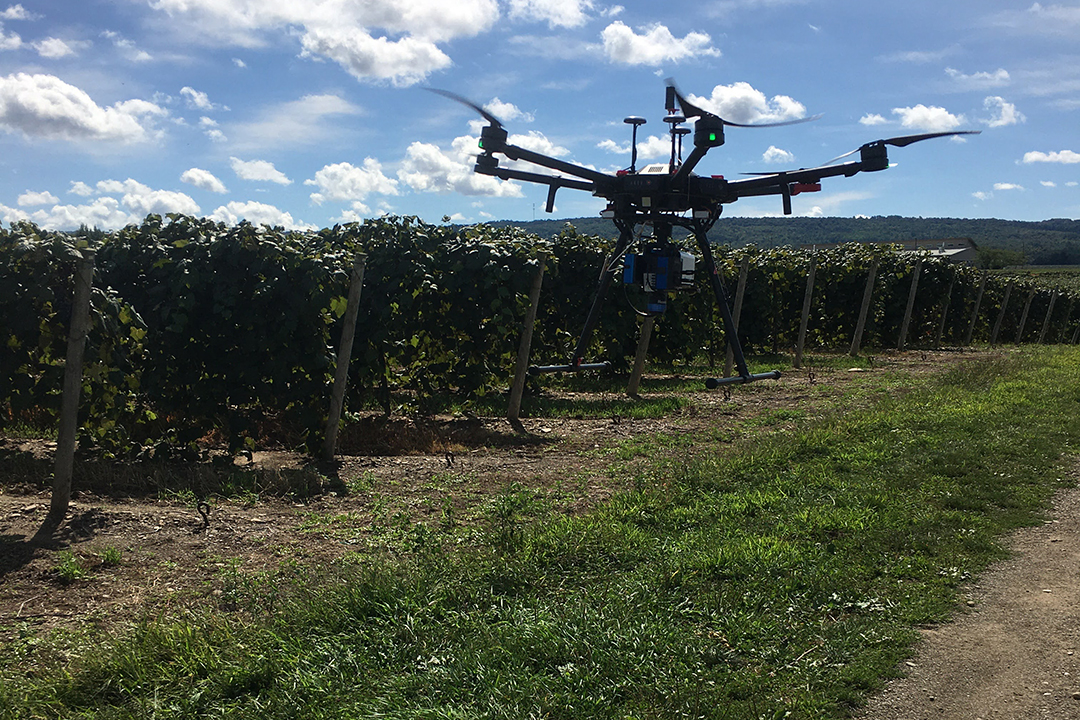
(0, 0, 1077, 231)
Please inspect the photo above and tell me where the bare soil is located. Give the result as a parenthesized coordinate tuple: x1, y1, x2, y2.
(2, 349, 1073, 718)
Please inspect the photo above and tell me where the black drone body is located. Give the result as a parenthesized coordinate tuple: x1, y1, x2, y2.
(432, 82, 978, 387)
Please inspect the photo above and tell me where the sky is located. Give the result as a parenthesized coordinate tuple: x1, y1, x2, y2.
(0, 0, 1077, 232)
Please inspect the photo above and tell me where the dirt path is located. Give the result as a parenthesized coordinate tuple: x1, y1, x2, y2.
(859, 479, 1080, 720)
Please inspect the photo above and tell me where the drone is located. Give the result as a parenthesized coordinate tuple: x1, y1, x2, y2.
(431, 81, 978, 388)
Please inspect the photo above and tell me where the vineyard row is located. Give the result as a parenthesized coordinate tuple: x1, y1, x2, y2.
(2, 214, 1078, 456)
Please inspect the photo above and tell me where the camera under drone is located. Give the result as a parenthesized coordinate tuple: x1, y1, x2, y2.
(430, 82, 978, 388)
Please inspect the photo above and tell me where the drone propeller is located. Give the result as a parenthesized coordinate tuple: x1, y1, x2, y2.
(426, 88, 505, 128)
(825, 131, 981, 165)
(664, 78, 820, 128)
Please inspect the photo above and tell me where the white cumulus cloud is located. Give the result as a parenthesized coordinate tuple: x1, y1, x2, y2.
(1, 4, 34, 20)
(96, 178, 201, 216)
(146, 0, 500, 86)
(945, 67, 1010, 89)
(1022, 149, 1080, 164)
(398, 138, 524, 197)
(33, 37, 80, 59)
(181, 168, 228, 193)
(484, 97, 534, 123)
(230, 156, 292, 185)
(993, 182, 1024, 191)
(983, 96, 1025, 127)
(763, 146, 795, 164)
(860, 113, 888, 126)
(199, 116, 226, 142)
(0, 26, 20, 50)
(891, 104, 965, 132)
(17, 190, 58, 206)
(0, 197, 137, 230)
(689, 82, 807, 124)
(180, 86, 215, 110)
(508, 0, 593, 28)
(0, 73, 167, 143)
(601, 21, 719, 65)
(305, 159, 399, 205)
(299, 29, 451, 86)
(210, 201, 315, 230)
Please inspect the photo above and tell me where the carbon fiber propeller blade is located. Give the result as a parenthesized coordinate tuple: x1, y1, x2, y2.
(825, 130, 981, 165)
(427, 88, 504, 128)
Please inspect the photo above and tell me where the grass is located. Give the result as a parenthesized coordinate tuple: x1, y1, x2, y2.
(3, 347, 1080, 719)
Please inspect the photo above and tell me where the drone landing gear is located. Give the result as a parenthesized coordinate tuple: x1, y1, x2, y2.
(530, 361, 611, 374)
(704, 370, 782, 389)
(530, 217, 782, 390)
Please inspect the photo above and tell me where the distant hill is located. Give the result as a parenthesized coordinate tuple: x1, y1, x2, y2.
(489, 216, 1080, 266)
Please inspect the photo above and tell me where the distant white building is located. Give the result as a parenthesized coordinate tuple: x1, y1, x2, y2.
(806, 237, 978, 265)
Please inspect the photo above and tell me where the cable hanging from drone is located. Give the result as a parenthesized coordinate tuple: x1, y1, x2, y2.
(427, 82, 978, 389)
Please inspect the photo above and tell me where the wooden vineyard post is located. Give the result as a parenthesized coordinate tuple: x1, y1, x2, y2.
(963, 272, 987, 346)
(990, 281, 1014, 347)
(44, 250, 95, 532)
(1016, 287, 1036, 343)
(794, 257, 816, 369)
(897, 257, 922, 352)
(1038, 292, 1059, 344)
(849, 259, 879, 357)
(626, 315, 656, 396)
(322, 254, 367, 461)
(1058, 298, 1075, 344)
(508, 253, 547, 422)
(935, 276, 956, 346)
(724, 257, 750, 378)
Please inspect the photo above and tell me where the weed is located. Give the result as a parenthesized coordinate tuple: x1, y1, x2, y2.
(98, 546, 122, 567)
(345, 470, 376, 494)
(53, 551, 86, 584)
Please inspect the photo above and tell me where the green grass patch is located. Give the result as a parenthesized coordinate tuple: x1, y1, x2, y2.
(4, 347, 1080, 719)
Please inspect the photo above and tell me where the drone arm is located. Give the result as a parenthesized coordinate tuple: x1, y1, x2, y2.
(498, 143, 612, 184)
(669, 144, 710, 186)
(475, 162, 595, 212)
(475, 163, 594, 193)
(726, 161, 863, 197)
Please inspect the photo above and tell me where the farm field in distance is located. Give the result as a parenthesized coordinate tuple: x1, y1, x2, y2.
(3, 346, 1080, 719)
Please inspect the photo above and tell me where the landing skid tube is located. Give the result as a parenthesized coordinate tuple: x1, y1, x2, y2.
(530, 362, 611, 375)
(705, 370, 782, 389)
